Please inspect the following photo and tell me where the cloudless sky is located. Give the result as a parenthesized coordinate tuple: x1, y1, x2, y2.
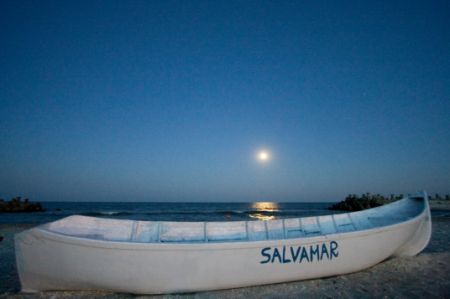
(1, 0, 449, 202)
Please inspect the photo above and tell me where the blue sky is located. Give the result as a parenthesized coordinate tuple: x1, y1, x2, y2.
(1, 0, 449, 202)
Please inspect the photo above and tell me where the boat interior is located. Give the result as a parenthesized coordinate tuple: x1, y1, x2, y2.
(41, 197, 425, 243)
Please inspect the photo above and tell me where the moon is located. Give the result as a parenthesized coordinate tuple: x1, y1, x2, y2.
(257, 150, 270, 162)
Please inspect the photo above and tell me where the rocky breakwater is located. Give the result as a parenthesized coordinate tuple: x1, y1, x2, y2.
(0, 197, 44, 213)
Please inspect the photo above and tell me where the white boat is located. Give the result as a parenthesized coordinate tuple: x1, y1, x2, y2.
(15, 192, 431, 294)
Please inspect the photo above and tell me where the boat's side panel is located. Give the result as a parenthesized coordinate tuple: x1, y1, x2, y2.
(15, 213, 425, 294)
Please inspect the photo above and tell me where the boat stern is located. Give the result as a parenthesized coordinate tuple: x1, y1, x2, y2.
(393, 191, 432, 257)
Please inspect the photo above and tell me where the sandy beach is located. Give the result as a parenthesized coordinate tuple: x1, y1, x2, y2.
(430, 200, 450, 211)
(1, 212, 449, 299)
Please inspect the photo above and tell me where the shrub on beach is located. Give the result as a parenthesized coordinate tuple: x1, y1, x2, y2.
(329, 192, 450, 211)
(0, 197, 44, 213)
(329, 193, 400, 211)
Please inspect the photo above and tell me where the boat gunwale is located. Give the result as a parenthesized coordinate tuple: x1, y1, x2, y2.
(19, 195, 430, 251)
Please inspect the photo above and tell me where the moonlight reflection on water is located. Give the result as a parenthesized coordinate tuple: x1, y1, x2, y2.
(250, 202, 279, 220)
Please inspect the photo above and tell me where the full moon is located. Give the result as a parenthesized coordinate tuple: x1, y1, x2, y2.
(257, 150, 270, 162)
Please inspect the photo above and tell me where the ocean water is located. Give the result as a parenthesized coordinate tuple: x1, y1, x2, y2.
(0, 202, 337, 225)
(2, 201, 449, 225)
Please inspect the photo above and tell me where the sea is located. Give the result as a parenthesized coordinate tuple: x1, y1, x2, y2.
(0, 202, 339, 225)
(3, 201, 449, 226)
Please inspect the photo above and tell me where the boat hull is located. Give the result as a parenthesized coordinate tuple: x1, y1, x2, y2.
(15, 197, 431, 294)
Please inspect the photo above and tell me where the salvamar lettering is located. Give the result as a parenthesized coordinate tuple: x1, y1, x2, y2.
(260, 241, 339, 264)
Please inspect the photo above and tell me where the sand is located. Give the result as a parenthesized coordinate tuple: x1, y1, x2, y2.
(430, 200, 450, 211)
(1, 214, 449, 299)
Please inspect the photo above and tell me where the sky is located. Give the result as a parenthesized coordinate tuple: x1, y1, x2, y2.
(1, 0, 449, 202)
